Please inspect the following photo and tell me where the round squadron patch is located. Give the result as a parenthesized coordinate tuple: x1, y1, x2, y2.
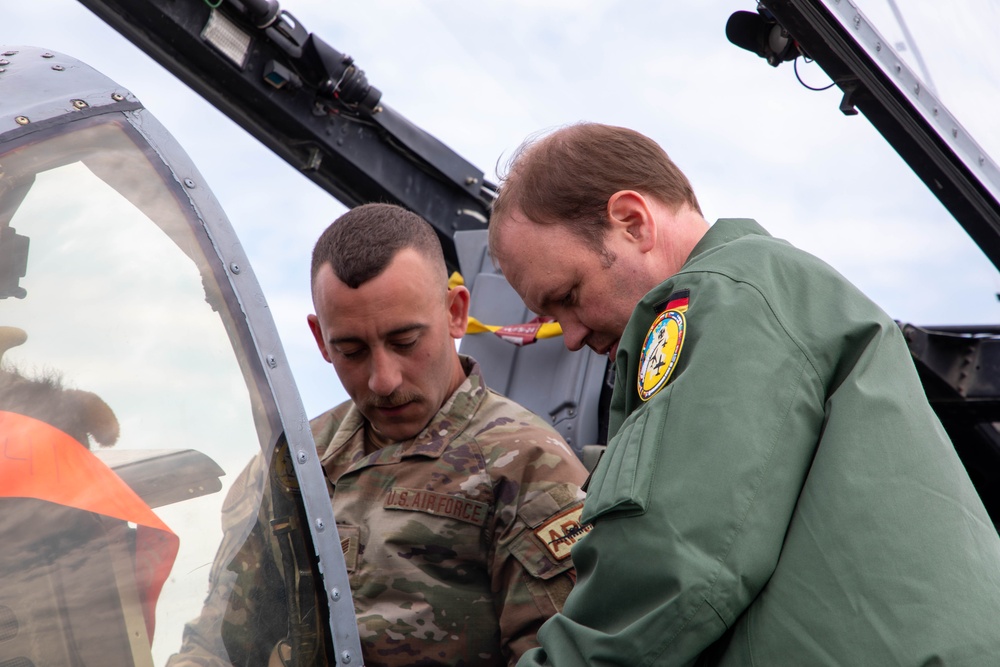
(637, 309, 685, 401)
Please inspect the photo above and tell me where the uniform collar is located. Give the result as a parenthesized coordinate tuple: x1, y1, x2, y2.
(608, 219, 768, 432)
(684, 218, 769, 265)
(321, 355, 487, 474)
(634, 218, 768, 315)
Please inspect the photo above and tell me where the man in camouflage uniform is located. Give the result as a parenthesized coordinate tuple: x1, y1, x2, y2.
(169, 203, 589, 666)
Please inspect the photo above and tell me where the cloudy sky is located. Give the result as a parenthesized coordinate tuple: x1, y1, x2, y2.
(6, 0, 1000, 418)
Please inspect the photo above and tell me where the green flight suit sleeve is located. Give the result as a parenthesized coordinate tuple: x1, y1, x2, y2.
(519, 271, 827, 666)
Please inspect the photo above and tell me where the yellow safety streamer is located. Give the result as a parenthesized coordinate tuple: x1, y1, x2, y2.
(450, 272, 563, 346)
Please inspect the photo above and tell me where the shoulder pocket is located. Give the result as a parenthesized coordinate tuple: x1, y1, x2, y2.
(581, 390, 669, 523)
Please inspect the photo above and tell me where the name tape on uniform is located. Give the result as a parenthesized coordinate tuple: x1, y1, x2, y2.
(384, 487, 489, 526)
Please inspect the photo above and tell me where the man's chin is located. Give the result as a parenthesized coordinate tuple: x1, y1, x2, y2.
(366, 404, 427, 442)
(589, 338, 620, 358)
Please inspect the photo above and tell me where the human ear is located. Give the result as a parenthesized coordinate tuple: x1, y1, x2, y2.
(446, 286, 471, 339)
(307, 314, 333, 364)
(607, 190, 655, 252)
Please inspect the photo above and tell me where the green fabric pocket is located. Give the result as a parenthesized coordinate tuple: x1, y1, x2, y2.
(581, 391, 668, 524)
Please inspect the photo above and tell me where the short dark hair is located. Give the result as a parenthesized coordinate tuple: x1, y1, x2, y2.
(489, 123, 702, 259)
(311, 203, 447, 289)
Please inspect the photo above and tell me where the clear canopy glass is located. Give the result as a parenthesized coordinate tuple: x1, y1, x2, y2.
(0, 113, 280, 666)
(844, 0, 1000, 168)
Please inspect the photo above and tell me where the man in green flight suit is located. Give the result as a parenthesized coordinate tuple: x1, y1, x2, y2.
(488, 122, 1000, 666)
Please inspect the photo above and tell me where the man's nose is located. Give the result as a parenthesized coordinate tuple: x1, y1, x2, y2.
(560, 319, 588, 352)
(369, 348, 403, 395)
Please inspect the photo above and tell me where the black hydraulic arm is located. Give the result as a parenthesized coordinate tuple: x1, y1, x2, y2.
(729, 0, 1000, 272)
(76, 0, 493, 271)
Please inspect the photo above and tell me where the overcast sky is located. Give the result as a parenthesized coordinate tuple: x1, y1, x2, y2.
(6, 0, 1000, 418)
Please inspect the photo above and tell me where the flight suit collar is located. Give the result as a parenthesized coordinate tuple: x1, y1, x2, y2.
(632, 218, 768, 321)
(618, 218, 767, 358)
(685, 218, 769, 264)
(609, 218, 769, 434)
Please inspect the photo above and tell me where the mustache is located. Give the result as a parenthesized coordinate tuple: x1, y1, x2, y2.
(364, 392, 421, 410)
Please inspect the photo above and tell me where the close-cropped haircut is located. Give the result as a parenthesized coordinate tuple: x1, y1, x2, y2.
(489, 122, 702, 259)
(311, 203, 447, 289)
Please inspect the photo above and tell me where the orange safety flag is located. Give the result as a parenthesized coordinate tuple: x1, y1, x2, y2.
(0, 410, 179, 639)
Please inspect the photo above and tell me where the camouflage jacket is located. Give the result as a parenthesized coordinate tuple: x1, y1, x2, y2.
(168, 356, 589, 667)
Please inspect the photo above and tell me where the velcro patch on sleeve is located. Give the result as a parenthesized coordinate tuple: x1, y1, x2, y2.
(534, 505, 592, 561)
(338, 524, 360, 572)
(638, 308, 685, 401)
(384, 487, 489, 526)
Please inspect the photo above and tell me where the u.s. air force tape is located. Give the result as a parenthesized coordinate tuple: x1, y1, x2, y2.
(384, 487, 489, 526)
